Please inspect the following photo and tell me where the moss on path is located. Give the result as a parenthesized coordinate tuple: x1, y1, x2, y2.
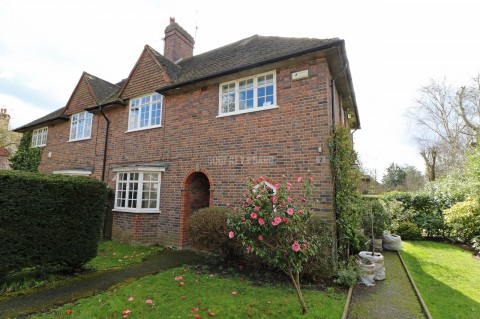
(348, 251, 425, 319)
(0, 249, 200, 319)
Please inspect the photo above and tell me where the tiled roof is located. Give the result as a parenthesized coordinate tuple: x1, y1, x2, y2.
(160, 35, 341, 90)
(84, 73, 120, 104)
(14, 107, 67, 132)
(146, 45, 181, 81)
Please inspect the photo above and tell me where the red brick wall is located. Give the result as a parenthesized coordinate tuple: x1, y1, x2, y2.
(37, 56, 337, 247)
(65, 75, 98, 115)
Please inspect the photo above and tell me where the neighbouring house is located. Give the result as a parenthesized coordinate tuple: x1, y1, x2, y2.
(14, 18, 360, 247)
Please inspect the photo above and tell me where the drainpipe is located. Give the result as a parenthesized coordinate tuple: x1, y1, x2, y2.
(330, 62, 348, 127)
(99, 106, 110, 182)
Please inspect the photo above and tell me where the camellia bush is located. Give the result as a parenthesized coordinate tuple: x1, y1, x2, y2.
(227, 176, 321, 314)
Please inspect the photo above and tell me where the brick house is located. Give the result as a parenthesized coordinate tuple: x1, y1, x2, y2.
(15, 18, 360, 247)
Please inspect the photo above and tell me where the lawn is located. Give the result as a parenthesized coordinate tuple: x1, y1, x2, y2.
(1, 241, 162, 295)
(30, 266, 346, 319)
(401, 241, 480, 319)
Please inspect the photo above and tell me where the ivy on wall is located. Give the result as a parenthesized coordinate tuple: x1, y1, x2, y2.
(9, 132, 42, 172)
(329, 126, 363, 263)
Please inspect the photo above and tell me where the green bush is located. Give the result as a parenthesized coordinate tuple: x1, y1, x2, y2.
(0, 171, 107, 280)
(395, 221, 423, 240)
(188, 207, 242, 260)
(362, 196, 390, 239)
(443, 199, 480, 242)
(8, 132, 42, 172)
(302, 216, 336, 280)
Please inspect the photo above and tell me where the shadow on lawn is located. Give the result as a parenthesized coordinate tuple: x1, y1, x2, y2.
(400, 249, 479, 319)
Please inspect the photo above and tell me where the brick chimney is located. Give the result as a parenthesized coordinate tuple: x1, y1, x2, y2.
(164, 17, 195, 63)
(0, 108, 10, 125)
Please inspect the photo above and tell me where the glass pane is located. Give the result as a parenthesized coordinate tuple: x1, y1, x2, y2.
(258, 76, 265, 86)
(266, 85, 273, 95)
(266, 74, 274, 83)
(258, 87, 265, 97)
(265, 95, 274, 105)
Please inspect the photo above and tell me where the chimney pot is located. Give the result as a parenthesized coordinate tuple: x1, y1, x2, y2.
(170, 17, 175, 24)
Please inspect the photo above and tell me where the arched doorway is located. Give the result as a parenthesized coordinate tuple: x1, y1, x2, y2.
(180, 169, 213, 245)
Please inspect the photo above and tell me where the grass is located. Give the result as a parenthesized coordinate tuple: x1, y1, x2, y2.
(0, 241, 162, 296)
(85, 240, 164, 271)
(401, 241, 480, 319)
(30, 266, 346, 319)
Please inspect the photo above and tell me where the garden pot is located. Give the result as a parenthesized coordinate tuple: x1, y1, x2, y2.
(373, 238, 383, 252)
(359, 251, 385, 281)
(356, 258, 375, 286)
(383, 232, 402, 251)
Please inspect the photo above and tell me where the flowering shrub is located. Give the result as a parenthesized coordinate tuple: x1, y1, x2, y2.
(227, 176, 321, 314)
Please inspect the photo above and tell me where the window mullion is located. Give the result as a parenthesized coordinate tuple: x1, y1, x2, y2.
(137, 173, 144, 209)
(235, 82, 239, 112)
(254, 77, 258, 108)
(157, 173, 161, 210)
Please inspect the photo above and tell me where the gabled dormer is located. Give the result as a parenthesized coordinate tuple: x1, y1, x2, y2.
(64, 72, 119, 141)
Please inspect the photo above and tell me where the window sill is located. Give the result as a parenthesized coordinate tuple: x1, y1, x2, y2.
(113, 209, 161, 214)
(125, 125, 162, 133)
(68, 137, 91, 142)
(32, 144, 46, 148)
(216, 105, 279, 118)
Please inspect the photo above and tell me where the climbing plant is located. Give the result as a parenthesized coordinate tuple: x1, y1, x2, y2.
(9, 132, 42, 172)
(329, 126, 363, 263)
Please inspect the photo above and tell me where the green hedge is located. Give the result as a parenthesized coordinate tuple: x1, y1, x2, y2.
(0, 171, 107, 279)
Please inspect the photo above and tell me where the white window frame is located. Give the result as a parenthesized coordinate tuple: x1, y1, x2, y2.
(127, 93, 163, 132)
(31, 127, 48, 147)
(113, 167, 164, 213)
(53, 169, 92, 176)
(217, 70, 278, 117)
(253, 181, 277, 195)
(69, 111, 93, 141)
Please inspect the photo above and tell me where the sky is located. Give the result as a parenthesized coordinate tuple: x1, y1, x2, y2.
(1, 0, 480, 180)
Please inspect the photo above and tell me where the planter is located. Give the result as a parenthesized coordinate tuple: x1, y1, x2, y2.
(383, 232, 402, 251)
(359, 251, 385, 281)
(356, 258, 376, 286)
(373, 238, 383, 252)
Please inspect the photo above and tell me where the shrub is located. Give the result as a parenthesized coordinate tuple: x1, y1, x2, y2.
(334, 257, 359, 287)
(0, 171, 107, 280)
(188, 207, 242, 260)
(8, 132, 42, 172)
(302, 216, 335, 280)
(395, 221, 422, 240)
(362, 196, 390, 239)
(443, 199, 480, 242)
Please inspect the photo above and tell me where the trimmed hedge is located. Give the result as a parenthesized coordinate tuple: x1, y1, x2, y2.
(0, 171, 107, 279)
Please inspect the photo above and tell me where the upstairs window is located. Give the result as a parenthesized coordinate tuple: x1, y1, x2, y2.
(128, 93, 163, 131)
(219, 71, 277, 116)
(32, 127, 48, 147)
(69, 111, 93, 141)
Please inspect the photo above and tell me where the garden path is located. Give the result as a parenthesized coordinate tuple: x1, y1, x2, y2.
(0, 249, 199, 319)
(348, 251, 425, 319)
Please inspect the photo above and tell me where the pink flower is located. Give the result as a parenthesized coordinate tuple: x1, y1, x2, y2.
(260, 176, 265, 181)
(256, 195, 261, 199)
(282, 217, 289, 224)
(128, 297, 134, 301)
(254, 206, 261, 211)
(258, 235, 264, 241)
(287, 185, 291, 191)
(246, 246, 251, 254)
(175, 276, 183, 281)
(275, 183, 280, 189)
(231, 291, 238, 295)
(287, 197, 293, 203)
(298, 209, 303, 214)
(297, 177, 303, 183)
(271, 216, 282, 226)
(226, 203, 230, 207)
(258, 218, 265, 225)
(246, 198, 252, 204)
(292, 241, 301, 252)
(122, 310, 132, 318)
(271, 196, 278, 204)
(228, 231, 235, 239)
(287, 182, 292, 187)
(266, 185, 270, 190)
(301, 197, 306, 202)
(250, 212, 257, 219)
(66, 310, 72, 315)
(146, 299, 153, 304)
(310, 177, 314, 183)
(287, 208, 294, 215)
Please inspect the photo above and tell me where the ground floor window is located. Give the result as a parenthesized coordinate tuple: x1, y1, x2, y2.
(115, 171, 161, 212)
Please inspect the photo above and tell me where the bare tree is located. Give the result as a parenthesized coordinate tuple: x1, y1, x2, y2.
(408, 77, 477, 177)
(456, 74, 480, 143)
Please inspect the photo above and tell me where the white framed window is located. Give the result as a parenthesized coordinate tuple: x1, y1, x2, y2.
(69, 111, 93, 141)
(31, 127, 48, 147)
(218, 71, 277, 117)
(114, 170, 162, 213)
(128, 93, 163, 131)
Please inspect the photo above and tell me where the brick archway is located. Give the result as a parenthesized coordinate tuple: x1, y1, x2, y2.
(180, 168, 213, 245)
